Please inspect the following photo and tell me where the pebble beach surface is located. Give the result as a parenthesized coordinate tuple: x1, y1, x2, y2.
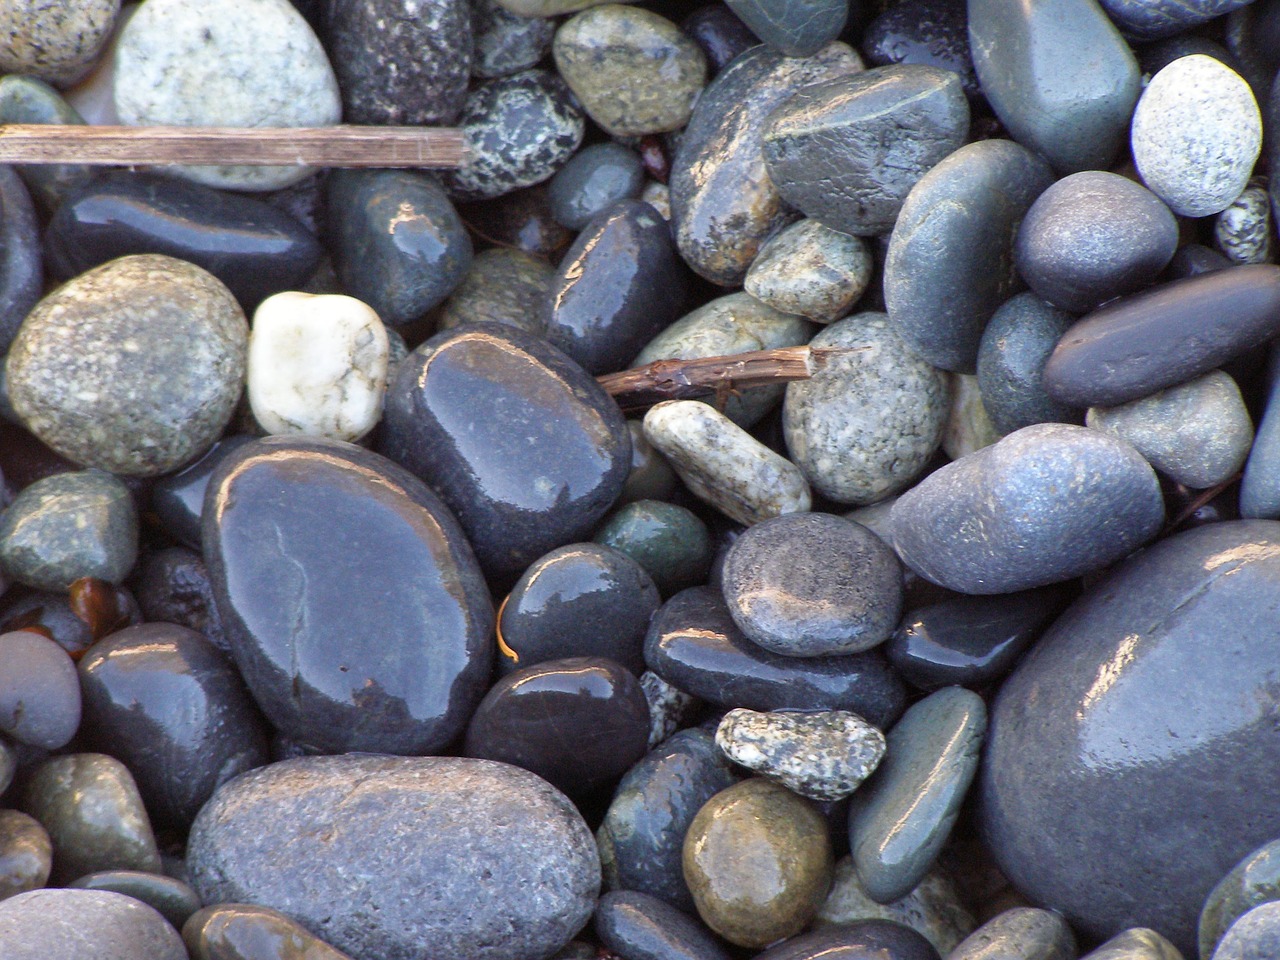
(3, 2, 1280, 960)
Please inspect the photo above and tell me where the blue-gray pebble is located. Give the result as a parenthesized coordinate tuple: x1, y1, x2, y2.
(1213, 902, 1280, 960)
(1239, 345, 1280, 519)
(0, 888, 186, 960)
(976, 293, 1081, 435)
(861, 0, 979, 101)
(1201, 839, 1280, 959)
(0, 165, 42, 356)
(596, 890, 731, 960)
(724, 0, 847, 56)
(0, 630, 80, 750)
(69, 870, 201, 931)
(1102, 0, 1252, 40)
(548, 142, 645, 231)
(754, 919, 941, 960)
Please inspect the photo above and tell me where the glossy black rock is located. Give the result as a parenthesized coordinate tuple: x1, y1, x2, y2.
(0, 165, 41, 356)
(595, 890, 732, 960)
(134, 547, 230, 654)
(754, 920, 941, 960)
(861, 0, 979, 101)
(681, 5, 759, 74)
(725, 0, 847, 56)
(44, 171, 322, 309)
(644, 587, 907, 728)
(203, 436, 493, 754)
(152, 435, 255, 549)
(380, 323, 631, 582)
(545, 199, 687, 374)
(548, 143, 646, 232)
(78, 623, 270, 830)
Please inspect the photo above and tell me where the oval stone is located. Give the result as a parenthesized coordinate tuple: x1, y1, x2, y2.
(473, 0, 555, 79)
(186, 755, 600, 960)
(203, 436, 493, 754)
(744, 219, 872, 323)
(0, 810, 51, 901)
(70, 870, 200, 930)
(0, 888, 186, 960)
(0, 166, 41, 356)
(947, 907, 1076, 960)
(548, 142, 646, 231)
(183, 903, 354, 960)
(725, 0, 845, 56)
(595, 890, 731, 960)
(976, 293, 1079, 435)
(1200, 839, 1280, 960)
(0, 630, 80, 750)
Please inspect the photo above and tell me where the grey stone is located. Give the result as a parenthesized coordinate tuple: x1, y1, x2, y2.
(595, 890, 732, 960)
(0, 888, 186, 960)
(437, 247, 554, 335)
(944, 907, 1076, 960)
(1212, 902, 1280, 960)
(548, 142, 646, 231)
(1081, 929, 1184, 960)
(1101, 0, 1252, 41)
(0, 810, 51, 901)
(0, 165, 43, 355)
(187, 755, 600, 960)
(1216, 178, 1272, 265)
(473, 0, 555, 78)
(495, 0, 637, 14)
(69, 870, 200, 930)
(976, 293, 1081, 436)
(0, 631, 80, 750)
(725, 0, 847, 56)
(640, 671, 701, 748)
(744, 219, 872, 323)
(1201, 839, 1280, 960)
(783, 312, 949, 505)
(891, 423, 1164, 594)
(848, 686, 986, 904)
(715, 708, 886, 801)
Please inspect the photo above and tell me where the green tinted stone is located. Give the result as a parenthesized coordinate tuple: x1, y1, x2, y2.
(595, 499, 712, 596)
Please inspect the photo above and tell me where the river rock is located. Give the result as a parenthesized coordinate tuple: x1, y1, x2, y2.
(976, 293, 1080, 435)
(548, 142, 646, 231)
(680, 5, 757, 73)
(187, 755, 600, 960)
(183, 903, 354, 960)
(1201, 839, 1280, 959)
(1212, 903, 1280, 960)
(0, 75, 93, 216)
(640, 671, 700, 748)
(0, 166, 42, 357)
(151, 436, 254, 550)
(1216, 178, 1272, 265)
(728, 0, 845, 55)
(0, 810, 51, 901)
(473, 0, 555, 78)
(947, 907, 1077, 960)
(0, 889, 186, 960)
(595, 890, 731, 960)
(744, 219, 872, 322)
(437, 247, 554, 335)
(134, 547, 229, 652)
(0, 0, 120, 88)
(595, 499, 712, 597)
(1103, 0, 1252, 38)
(754, 918, 941, 960)
(0, 630, 80, 750)
(1081, 929, 1183, 960)
(861, 0, 978, 101)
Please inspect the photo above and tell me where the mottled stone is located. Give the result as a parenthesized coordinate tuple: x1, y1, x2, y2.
(744, 219, 871, 322)
(0, 631, 80, 750)
(976, 293, 1080, 436)
(187, 755, 600, 960)
(947, 907, 1077, 960)
(1132, 56, 1262, 219)
(0, 0, 120, 87)
(0, 166, 42, 357)
(596, 890, 731, 960)
(114, 0, 340, 191)
(595, 499, 712, 597)
(0, 810, 51, 901)
(0, 889, 186, 960)
(639, 671, 700, 748)
(438, 247, 554, 335)
(7, 254, 247, 477)
(683, 778, 833, 947)
(548, 143, 646, 232)
(755, 920, 941, 960)
(0, 75, 93, 215)
(1082, 929, 1183, 960)
(184, 903, 355, 960)
(680, 5, 757, 75)
(1201, 839, 1280, 960)
(1216, 178, 1273, 265)
(783, 312, 949, 504)
(473, 0, 555, 78)
(892, 424, 1163, 594)
(861, 0, 978, 101)
(71, 871, 201, 930)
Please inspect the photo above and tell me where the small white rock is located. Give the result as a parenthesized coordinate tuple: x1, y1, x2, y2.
(248, 292, 389, 442)
(1131, 55, 1262, 218)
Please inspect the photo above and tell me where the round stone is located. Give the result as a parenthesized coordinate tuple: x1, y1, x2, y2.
(946, 907, 1076, 960)
(0, 810, 52, 901)
(6, 254, 248, 477)
(976, 293, 1080, 435)
(1213, 902, 1280, 960)
(0, 630, 80, 750)
(0, 889, 186, 960)
(437, 247, 554, 335)
(472, 0, 555, 79)
(1201, 839, 1280, 959)
(744, 219, 873, 323)
(0, 0, 120, 88)
(594, 499, 712, 597)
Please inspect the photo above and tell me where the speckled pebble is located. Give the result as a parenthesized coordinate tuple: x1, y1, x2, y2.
(744, 220, 872, 323)
(0, 0, 120, 88)
(0, 889, 186, 960)
(437, 247, 554, 335)
(1216, 178, 1273, 265)
(640, 671, 701, 748)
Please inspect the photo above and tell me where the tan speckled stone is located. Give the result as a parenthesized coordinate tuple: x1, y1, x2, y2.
(0, 0, 120, 88)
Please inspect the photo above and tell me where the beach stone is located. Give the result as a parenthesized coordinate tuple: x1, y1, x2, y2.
(768, 921, 942, 960)
(548, 143, 646, 231)
(381, 323, 630, 581)
(0, 75, 93, 216)
(184, 903, 355, 960)
(247, 291, 389, 442)
(151, 436, 255, 550)
(444, 70, 585, 202)
(326, 0, 469, 125)
(1104, 0, 1251, 38)
(1216, 178, 1272, 265)
(1042, 264, 1280, 408)
(762, 65, 968, 237)
(1015, 172, 1178, 313)
(861, 0, 978, 101)
(595, 499, 712, 597)
(1082, 929, 1184, 960)
(943, 373, 1003, 460)
(1239, 346, 1280, 519)
(643, 400, 811, 526)
(1132, 56, 1262, 219)
(848, 687, 985, 904)
(680, 5, 757, 74)
(969, 0, 1139, 174)
(0, 888, 186, 960)
(496, 0, 636, 13)
(639, 671, 700, 748)
(596, 890, 731, 960)
(598, 728, 740, 911)
(1212, 903, 1280, 960)
(892, 423, 1163, 594)
(114, 0, 340, 191)
(0, 470, 138, 592)
(71, 871, 200, 930)
(816, 860, 975, 955)
(721, 513, 902, 657)
(134, 548, 229, 652)
(885, 139, 1054, 372)
(554, 6, 707, 137)
(0, 631, 80, 750)
(715, 709, 885, 801)
(1086, 370, 1253, 489)
(437, 247, 554, 335)
(0, 810, 51, 901)
(0, 0, 120, 88)
(783, 312, 949, 505)
(1167, 243, 1235, 279)
(0, 166, 42, 357)
(205, 436, 493, 754)
(22, 753, 161, 884)
(458, 185, 574, 259)
(744, 219, 872, 322)
(948, 907, 1077, 960)
(473, 0, 555, 78)
(670, 42, 865, 285)
(633, 292, 816, 427)
(617, 423, 679, 505)
(1201, 840, 1280, 959)
(7, 254, 247, 477)
(683, 778, 834, 948)
(187, 755, 600, 960)
(976, 293, 1080, 435)
(725, 0, 845, 56)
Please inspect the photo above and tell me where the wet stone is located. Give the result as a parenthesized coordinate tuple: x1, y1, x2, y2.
(456, 184, 574, 261)
(1212, 902, 1280, 960)
(0, 888, 186, 960)
(548, 142, 646, 232)
(726, 0, 845, 56)
(756, 919, 941, 960)
(861, 0, 978, 101)
(437, 247, 555, 335)
(596, 890, 730, 960)
(1200, 839, 1280, 959)
(1081, 929, 1183, 960)
(744, 219, 872, 323)
(183, 903, 356, 960)
(617, 423, 679, 506)
(187, 755, 600, 960)
(473, 0, 555, 79)
(976, 293, 1080, 436)
(134, 547, 230, 653)
(0, 810, 51, 901)
(1238, 345, 1280, 519)
(1216, 178, 1273, 265)
(947, 907, 1077, 960)
(680, 5, 757, 74)
(70, 870, 201, 931)
(0, 75, 93, 215)
(0, 0, 120, 88)
(594, 499, 713, 597)
(0, 166, 42, 357)
(0, 631, 80, 750)
(639, 671, 700, 748)
(151, 436, 254, 549)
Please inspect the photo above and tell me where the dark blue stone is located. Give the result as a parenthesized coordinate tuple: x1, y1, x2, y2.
(724, 0, 848, 56)
(152, 435, 256, 549)
(680, 5, 760, 75)
(134, 547, 230, 655)
(975, 293, 1080, 436)
(595, 890, 731, 960)
(1101, 0, 1251, 39)
(0, 166, 41, 357)
(754, 920, 940, 960)
(548, 143, 646, 232)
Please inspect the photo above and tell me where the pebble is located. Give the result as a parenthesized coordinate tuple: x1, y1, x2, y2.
(204, 436, 493, 754)
(848, 687, 986, 904)
(0, 889, 186, 960)
(754, 919, 942, 960)
(473, 0, 555, 79)
(326, 169, 473, 328)
(150, 435, 254, 549)
(618, 423, 679, 505)
(0, 630, 80, 750)
(7, 254, 247, 476)
(1131, 56, 1262, 219)
(725, 0, 847, 56)
(783, 312, 949, 505)
(183, 903, 356, 960)
(969, 0, 1140, 174)
(0, 0, 120, 88)
(743, 219, 872, 323)
(1103, 0, 1251, 39)
(976, 293, 1080, 435)
(643, 400, 811, 526)
(597, 727, 739, 911)
(326, 0, 470, 125)
(70, 871, 201, 930)
(595, 890, 731, 960)
(679, 5, 758, 74)
(714, 708, 886, 801)
(861, 0, 979, 101)
(1212, 902, 1280, 960)
(948, 907, 1077, 960)
(1082, 929, 1184, 960)
(1085, 371, 1253, 489)
(721, 513, 902, 657)
(892, 423, 1163, 594)
(548, 143, 646, 231)
(1242, 347, 1280, 518)
(0, 470, 138, 592)
(247, 291, 389, 442)
(1215, 178, 1273, 265)
(381, 323, 631, 581)
(683, 778, 834, 948)
(456, 184, 574, 260)
(1200, 839, 1280, 959)
(1042, 264, 1280, 408)
(554, 6, 707, 137)
(187, 755, 600, 960)
(981, 520, 1280, 953)
(436, 247, 555, 335)
(594, 499, 713, 597)
(885, 139, 1054, 372)
(0, 166, 43, 356)
(0, 75, 93, 216)
(944, 373, 1003, 460)
(134, 547, 229, 653)
(0, 810, 52, 901)
(670, 42, 865, 285)
(762, 65, 969, 237)
(113, 0, 340, 191)
(494, 0, 626, 14)
(640, 670, 700, 747)
(21, 753, 161, 884)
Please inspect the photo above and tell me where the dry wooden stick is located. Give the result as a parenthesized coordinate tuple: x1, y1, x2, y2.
(598, 345, 856, 412)
(0, 124, 468, 168)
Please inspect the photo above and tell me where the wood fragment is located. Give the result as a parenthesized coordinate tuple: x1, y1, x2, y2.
(0, 124, 468, 168)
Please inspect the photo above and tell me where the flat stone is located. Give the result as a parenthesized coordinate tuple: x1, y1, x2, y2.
(762, 65, 968, 237)
(70, 871, 201, 931)
(0, 0, 119, 87)
(892, 423, 1164, 594)
(0, 75, 93, 216)
(753, 918, 941, 960)
(744, 219, 872, 322)
(595, 500, 712, 597)
(1216, 178, 1272, 265)
(1201, 839, 1280, 959)
(783, 312, 949, 505)
(976, 293, 1080, 435)
(1081, 929, 1183, 960)
(861, 0, 978, 101)
(0, 630, 80, 750)
(114, 0, 340, 191)
(0, 889, 186, 960)
(204, 436, 493, 754)
(885, 139, 1054, 372)
(947, 907, 1077, 960)
(1212, 902, 1280, 960)
(473, 0, 555, 78)
(596, 890, 731, 960)
(437, 247, 554, 335)
(0, 810, 51, 901)
(1132, 56, 1262, 218)
(187, 755, 600, 960)
(548, 142, 646, 231)
(184, 903, 355, 960)
(0, 167, 42, 357)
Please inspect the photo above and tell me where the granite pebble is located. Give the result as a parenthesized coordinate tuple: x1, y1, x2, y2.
(744, 219, 872, 323)
(0, 0, 120, 88)
(947, 907, 1077, 960)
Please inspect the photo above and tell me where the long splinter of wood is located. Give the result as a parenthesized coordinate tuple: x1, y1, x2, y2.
(0, 124, 468, 168)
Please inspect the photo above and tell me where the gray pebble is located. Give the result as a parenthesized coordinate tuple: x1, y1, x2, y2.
(1200, 838, 1280, 960)
(944, 906, 1076, 960)
(1238, 345, 1280, 518)
(744, 219, 872, 322)
(0, 888, 186, 960)
(944, 373, 1003, 461)
(0, 810, 52, 901)
(725, 0, 847, 57)
(437, 247, 555, 335)
(548, 142, 646, 231)
(473, 0, 555, 79)
(0, 631, 80, 750)
(976, 293, 1081, 436)
(1212, 902, 1280, 960)
(1081, 928, 1184, 960)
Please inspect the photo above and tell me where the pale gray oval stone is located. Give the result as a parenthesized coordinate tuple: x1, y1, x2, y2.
(0, 888, 186, 960)
(946, 906, 1077, 960)
(744, 219, 873, 323)
(1081, 928, 1184, 960)
(1216, 179, 1273, 265)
